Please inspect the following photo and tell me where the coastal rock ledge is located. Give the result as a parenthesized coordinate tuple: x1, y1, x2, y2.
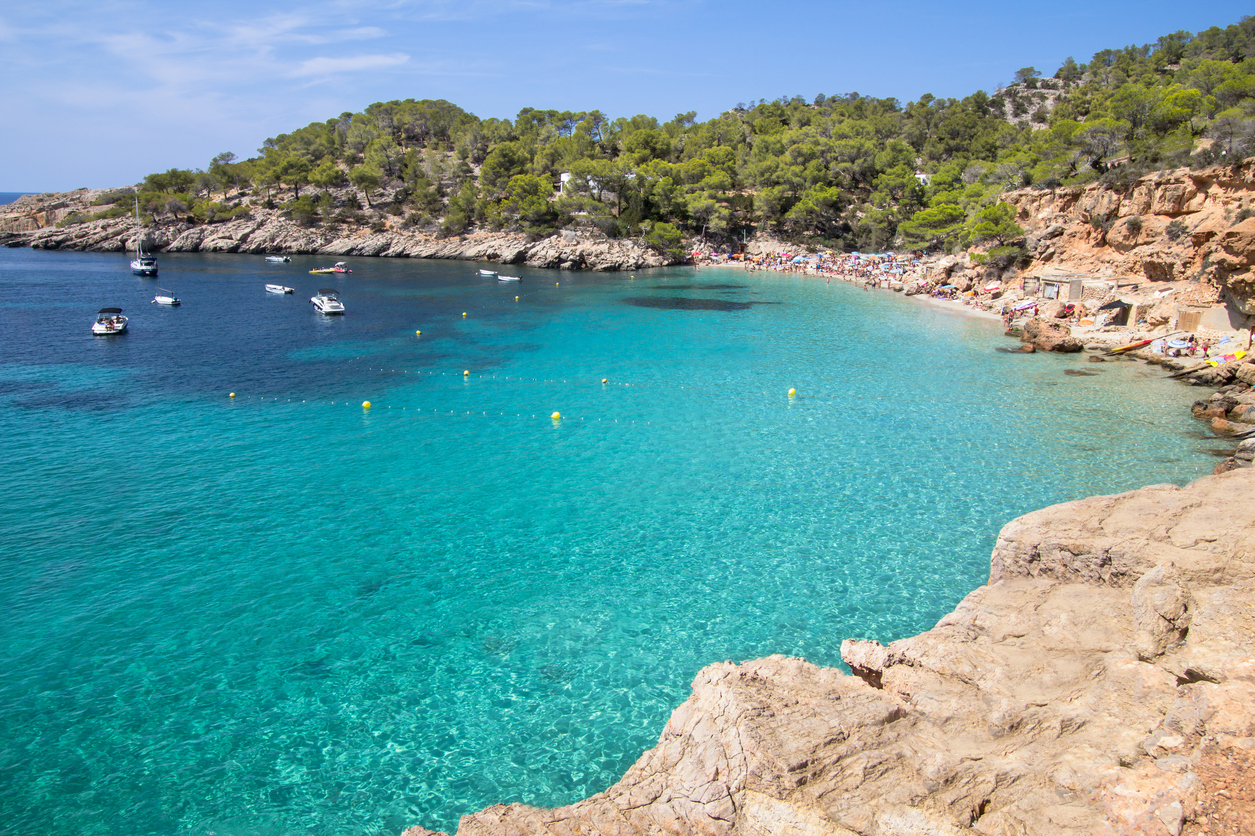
(405, 468, 1255, 836)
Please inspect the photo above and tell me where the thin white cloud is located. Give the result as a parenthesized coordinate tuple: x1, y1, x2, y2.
(291, 53, 411, 77)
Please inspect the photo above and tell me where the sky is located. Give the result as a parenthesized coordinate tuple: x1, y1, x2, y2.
(2, 0, 1252, 192)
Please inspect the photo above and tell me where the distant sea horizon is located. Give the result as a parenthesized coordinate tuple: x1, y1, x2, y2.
(0, 192, 35, 204)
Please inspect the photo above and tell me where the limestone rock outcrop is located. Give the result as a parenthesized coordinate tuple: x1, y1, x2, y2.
(1002, 158, 1255, 314)
(405, 467, 1255, 836)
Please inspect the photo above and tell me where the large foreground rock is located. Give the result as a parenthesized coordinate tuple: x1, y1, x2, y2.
(406, 467, 1255, 836)
(1021, 316, 1084, 352)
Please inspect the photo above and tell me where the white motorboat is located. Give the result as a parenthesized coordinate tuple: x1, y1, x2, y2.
(497, 275, 521, 283)
(152, 287, 180, 306)
(332, 261, 352, 274)
(311, 288, 345, 314)
(479, 268, 498, 277)
(92, 307, 128, 335)
(266, 284, 294, 294)
(265, 255, 291, 263)
(130, 197, 158, 277)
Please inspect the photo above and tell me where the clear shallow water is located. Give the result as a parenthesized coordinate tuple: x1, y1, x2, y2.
(0, 248, 1222, 835)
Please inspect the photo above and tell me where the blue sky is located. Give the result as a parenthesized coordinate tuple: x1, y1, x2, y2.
(2, 0, 1251, 192)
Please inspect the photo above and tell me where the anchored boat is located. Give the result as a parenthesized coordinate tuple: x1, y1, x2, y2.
(130, 198, 158, 277)
(152, 287, 180, 306)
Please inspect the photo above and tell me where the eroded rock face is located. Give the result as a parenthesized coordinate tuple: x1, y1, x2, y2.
(1003, 158, 1255, 314)
(404, 467, 1255, 836)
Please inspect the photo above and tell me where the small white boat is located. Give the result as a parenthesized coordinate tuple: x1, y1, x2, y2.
(152, 287, 180, 306)
(311, 288, 345, 314)
(266, 284, 294, 294)
(497, 275, 521, 283)
(265, 255, 291, 263)
(479, 268, 498, 277)
(92, 307, 128, 335)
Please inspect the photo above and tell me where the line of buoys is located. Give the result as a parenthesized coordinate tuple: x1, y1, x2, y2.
(222, 396, 676, 426)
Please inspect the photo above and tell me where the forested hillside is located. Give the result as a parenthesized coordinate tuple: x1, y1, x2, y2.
(68, 16, 1255, 261)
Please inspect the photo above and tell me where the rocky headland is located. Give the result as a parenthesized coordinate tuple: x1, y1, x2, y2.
(404, 467, 1255, 836)
(0, 189, 673, 272)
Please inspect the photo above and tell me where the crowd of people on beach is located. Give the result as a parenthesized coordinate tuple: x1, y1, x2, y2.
(688, 246, 1255, 357)
(690, 249, 923, 287)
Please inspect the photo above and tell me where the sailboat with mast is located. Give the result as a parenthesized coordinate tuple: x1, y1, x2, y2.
(130, 197, 158, 277)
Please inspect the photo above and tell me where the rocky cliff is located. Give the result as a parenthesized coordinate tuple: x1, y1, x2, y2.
(0, 190, 674, 272)
(1002, 159, 1255, 315)
(404, 467, 1255, 836)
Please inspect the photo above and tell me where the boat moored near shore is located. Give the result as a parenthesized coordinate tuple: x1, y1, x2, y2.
(130, 198, 158, 277)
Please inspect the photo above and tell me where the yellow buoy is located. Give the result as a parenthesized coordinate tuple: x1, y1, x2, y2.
(463, 370, 470, 376)
(788, 388, 797, 397)
(555, 282, 559, 287)
(415, 330, 421, 336)
(551, 411, 561, 420)
(601, 378, 607, 384)
(229, 392, 235, 398)
(362, 400, 372, 409)
(462, 312, 467, 317)
(515, 296, 519, 301)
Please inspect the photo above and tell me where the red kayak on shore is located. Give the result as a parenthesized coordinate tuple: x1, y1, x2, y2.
(1108, 338, 1153, 355)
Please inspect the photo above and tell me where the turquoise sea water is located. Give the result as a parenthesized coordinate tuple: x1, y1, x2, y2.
(0, 248, 1223, 835)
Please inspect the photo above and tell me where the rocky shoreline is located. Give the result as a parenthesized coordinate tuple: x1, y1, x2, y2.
(403, 464, 1255, 836)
